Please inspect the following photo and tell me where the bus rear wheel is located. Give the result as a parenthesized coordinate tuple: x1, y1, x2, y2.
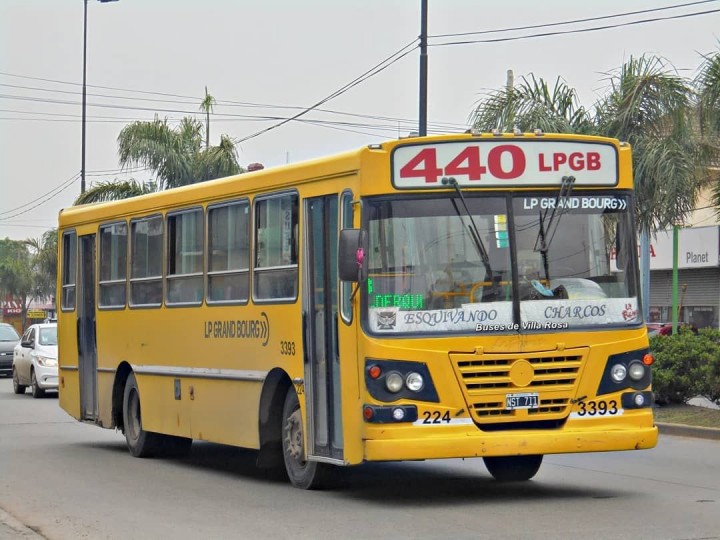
(483, 455, 543, 482)
(281, 387, 327, 489)
(122, 372, 164, 458)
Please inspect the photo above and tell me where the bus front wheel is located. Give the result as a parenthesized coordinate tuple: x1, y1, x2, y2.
(122, 372, 164, 458)
(281, 387, 328, 489)
(483, 455, 543, 482)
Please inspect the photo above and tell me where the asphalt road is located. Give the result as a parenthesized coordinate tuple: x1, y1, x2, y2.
(0, 377, 719, 540)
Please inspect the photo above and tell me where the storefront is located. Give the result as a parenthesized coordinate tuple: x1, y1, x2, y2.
(648, 226, 720, 329)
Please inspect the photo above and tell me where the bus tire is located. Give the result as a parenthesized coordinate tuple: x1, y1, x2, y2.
(281, 387, 327, 489)
(122, 372, 163, 458)
(483, 454, 543, 482)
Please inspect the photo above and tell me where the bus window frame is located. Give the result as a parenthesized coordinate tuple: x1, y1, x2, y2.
(129, 213, 164, 309)
(206, 198, 251, 306)
(165, 206, 205, 308)
(61, 229, 77, 312)
(97, 220, 129, 311)
(252, 190, 299, 304)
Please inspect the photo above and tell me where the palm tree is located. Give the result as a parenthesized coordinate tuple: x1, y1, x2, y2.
(694, 50, 720, 215)
(470, 74, 593, 134)
(595, 56, 703, 233)
(200, 86, 216, 149)
(74, 179, 158, 205)
(74, 92, 243, 205)
(117, 115, 241, 189)
(470, 55, 707, 234)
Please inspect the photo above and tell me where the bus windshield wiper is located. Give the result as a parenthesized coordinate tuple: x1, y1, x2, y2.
(441, 176, 494, 287)
(534, 175, 575, 280)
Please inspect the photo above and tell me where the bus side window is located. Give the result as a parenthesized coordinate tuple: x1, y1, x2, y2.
(254, 193, 298, 301)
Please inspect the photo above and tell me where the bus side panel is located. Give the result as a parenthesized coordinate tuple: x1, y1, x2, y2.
(185, 379, 262, 447)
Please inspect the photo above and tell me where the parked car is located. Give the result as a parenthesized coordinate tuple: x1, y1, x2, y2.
(0, 323, 21, 377)
(647, 322, 669, 336)
(12, 323, 58, 397)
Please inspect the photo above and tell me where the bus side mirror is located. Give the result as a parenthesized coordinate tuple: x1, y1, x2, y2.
(338, 229, 368, 282)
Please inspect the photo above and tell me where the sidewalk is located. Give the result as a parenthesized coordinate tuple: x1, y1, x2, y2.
(657, 396, 720, 440)
(0, 509, 43, 540)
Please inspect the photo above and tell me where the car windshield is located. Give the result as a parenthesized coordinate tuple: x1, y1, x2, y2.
(0, 325, 20, 341)
(38, 326, 58, 346)
(363, 193, 639, 335)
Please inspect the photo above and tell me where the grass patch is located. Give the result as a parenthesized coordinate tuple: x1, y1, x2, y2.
(653, 404, 720, 428)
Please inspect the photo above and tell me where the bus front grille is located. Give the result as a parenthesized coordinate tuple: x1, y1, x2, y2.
(450, 349, 587, 425)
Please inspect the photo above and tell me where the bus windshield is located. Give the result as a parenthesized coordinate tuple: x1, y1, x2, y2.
(364, 193, 639, 334)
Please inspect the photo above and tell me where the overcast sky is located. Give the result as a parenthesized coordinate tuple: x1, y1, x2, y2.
(1, 0, 719, 241)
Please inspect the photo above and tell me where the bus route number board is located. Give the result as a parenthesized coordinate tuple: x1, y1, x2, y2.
(391, 140, 619, 188)
(506, 392, 540, 410)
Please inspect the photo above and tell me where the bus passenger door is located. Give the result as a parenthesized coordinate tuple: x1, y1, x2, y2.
(78, 234, 98, 421)
(304, 195, 343, 462)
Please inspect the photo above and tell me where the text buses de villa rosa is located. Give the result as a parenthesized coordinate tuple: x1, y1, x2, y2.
(56, 131, 657, 489)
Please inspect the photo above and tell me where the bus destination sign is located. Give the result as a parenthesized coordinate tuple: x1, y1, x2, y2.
(391, 140, 619, 188)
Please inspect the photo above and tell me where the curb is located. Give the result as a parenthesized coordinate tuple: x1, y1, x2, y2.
(0, 508, 43, 539)
(656, 422, 720, 441)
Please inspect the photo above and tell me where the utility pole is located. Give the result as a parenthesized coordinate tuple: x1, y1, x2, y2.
(418, 0, 428, 137)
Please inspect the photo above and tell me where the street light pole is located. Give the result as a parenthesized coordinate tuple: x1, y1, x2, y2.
(81, 0, 88, 194)
(418, 0, 428, 137)
(81, 0, 118, 195)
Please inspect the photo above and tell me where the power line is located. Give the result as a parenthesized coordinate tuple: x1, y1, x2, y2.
(430, 0, 719, 38)
(0, 173, 80, 221)
(235, 39, 419, 143)
(430, 8, 720, 47)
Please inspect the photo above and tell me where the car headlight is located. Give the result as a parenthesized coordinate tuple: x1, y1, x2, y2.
(35, 356, 58, 367)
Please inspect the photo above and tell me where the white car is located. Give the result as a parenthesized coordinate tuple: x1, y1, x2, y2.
(12, 323, 58, 398)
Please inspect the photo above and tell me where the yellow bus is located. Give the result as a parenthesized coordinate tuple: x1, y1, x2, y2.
(57, 132, 657, 489)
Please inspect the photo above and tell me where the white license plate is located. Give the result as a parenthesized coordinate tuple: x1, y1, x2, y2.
(505, 392, 540, 410)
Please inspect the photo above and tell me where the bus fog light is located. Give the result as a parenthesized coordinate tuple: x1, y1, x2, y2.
(392, 408, 406, 420)
(628, 362, 646, 381)
(610, 364, 627, 383)
(385, 372, 403, 393)
(634, 393, 645, 407)
(406, 372, 424, 392)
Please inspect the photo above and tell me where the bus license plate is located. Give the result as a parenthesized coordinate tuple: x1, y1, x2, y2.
(505, 392, 539, 410)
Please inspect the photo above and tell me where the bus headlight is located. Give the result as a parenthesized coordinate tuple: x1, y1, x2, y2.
(364, 359, 439, 403)
(610, 364, 627, 383)
(628, 361, 646, 381)
(385, 372, 404, 393)
(598, 349, 652, 396)
(406, 372, 424, 392)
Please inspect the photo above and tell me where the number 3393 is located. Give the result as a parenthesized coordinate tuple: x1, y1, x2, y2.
(576, 399, 618, 416)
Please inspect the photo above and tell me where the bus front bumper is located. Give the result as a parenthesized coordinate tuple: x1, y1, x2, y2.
(363, 425, 658, 462)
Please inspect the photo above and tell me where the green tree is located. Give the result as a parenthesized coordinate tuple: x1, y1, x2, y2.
(24, 229, 58, 302)
(0, 238, 34, 328)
